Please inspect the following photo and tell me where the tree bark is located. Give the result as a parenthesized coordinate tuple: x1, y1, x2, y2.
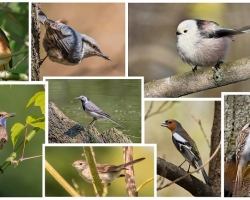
(224, 95, 250, 196)
(209, 101, 221, 195)
(48, 102, 132, 143)
(31, 3, 41, 81)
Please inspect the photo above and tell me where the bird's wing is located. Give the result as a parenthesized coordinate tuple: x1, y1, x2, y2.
(172, 132, 201, 168)
(86, 102, 111, 118)
(96, 164, 124, 173)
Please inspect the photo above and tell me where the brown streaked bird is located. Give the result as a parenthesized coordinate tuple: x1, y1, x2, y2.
(0, 111, 15, 150)
(71, 157, 145, 185)
(235, 123, 250, 192)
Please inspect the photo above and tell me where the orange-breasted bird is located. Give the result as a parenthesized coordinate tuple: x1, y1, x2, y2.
(0, 28, 12, 71)
(161, 119, 211, 185)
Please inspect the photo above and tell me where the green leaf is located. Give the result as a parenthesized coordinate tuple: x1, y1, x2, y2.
(35, 92, 45, 115)
(26, 91, 45, 114)
(11, 123, 25, 148)
(26, 115, 45, 130)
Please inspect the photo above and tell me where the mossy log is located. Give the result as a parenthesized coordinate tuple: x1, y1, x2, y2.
(48, 102, 132, 143)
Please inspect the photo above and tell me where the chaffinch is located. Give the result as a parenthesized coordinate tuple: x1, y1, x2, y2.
(161, 119, 211, 185)
(235, 123, 250, 192)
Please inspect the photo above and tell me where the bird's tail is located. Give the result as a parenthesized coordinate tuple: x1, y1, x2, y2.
(235, 164, 243, 191)
(118, 157, 145, 169)
(238, 25, 250, 34)
(102, 115, 125, 128)
(201, 168, 212, 186)
(38, 9, 48, 25)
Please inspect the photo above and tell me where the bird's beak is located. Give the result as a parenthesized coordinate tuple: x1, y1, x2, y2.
(161, 121, 167, 127)
(74, 97, 80, 100)
(7, 113, 16, 118)
(100, 53, 111, 61)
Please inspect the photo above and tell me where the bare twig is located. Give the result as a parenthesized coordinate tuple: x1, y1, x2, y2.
(191, 114, 210, 147)
(145, 101, 176, 120)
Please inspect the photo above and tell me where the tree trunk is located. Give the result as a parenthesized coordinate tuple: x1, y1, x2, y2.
(224, 95, 250, 197)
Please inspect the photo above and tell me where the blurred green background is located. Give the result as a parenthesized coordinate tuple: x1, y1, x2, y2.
(0, 85, 44, 197)
(0, 3, 29, 77)
(129, 3, 250, 97)
(48, 79, 142, 143)
(145, 101, 215, 197)
(45, 146, 154, 197)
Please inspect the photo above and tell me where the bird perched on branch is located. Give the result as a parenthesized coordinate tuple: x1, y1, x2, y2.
(161, 119, 211, 185)
(0, 28, 12, 71)
(74, 95, 124, 128)
(0, 111, 15, 150)
(235, 123, 250, 192)
(176, 19, 250, 72)
(71, 157, 145, 185)
(38, 9, 111, 65)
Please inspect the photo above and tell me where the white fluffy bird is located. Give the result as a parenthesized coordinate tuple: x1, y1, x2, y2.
(176, 19, 250, 71)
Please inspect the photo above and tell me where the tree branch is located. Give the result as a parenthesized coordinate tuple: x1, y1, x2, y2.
(145, 57, 250, 98)
(157, 158, 217, 197)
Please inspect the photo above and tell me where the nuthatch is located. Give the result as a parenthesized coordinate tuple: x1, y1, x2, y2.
(38, 9, 111, 65)
(0, 29, 12, 71)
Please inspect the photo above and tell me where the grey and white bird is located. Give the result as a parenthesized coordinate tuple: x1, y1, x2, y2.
(235, 123, 250, 192)
(176, 19, 250, 71)
(38, 9, 111, 65)
(74, 95, 124, 128)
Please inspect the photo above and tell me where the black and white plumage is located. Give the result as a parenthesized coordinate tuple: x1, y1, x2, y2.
(161, 119, 211, 185)
(176, 19, 250, 71)
(235, 123, 250, 191)
(74, 95, 124, 128)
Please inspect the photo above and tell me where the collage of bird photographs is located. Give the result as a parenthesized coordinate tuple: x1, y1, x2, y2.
(0, 1, 250, 199)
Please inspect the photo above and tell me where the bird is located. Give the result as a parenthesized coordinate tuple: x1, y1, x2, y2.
(0, 111, 15, 150)
(71, 157, 145, 185)
(161, 119, 211, 185)
(74, 95, 124, 128)
(0, 28, 12, 71)
(235, 122, 250, 192)
(176, 19, 250, 71)
(38, 9, 111, 65)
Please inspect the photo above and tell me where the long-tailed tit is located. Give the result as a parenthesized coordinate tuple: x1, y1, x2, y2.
(176, 19, 250, 72)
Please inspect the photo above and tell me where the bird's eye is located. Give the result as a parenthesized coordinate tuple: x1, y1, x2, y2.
(80, 162, 83, 165)
(184, 30, 187, 33)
